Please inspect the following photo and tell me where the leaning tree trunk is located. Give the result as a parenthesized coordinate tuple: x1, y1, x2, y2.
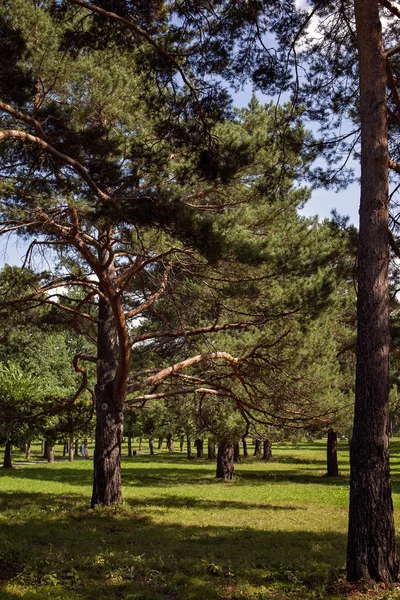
(347, 0, 399, 583)
(326, 429, 338, 477)
(263, 439, 273, 462)
(3, 441, 12, 468)
(216, 441, 234, 480)
(91, 290, 123, 508)
(253, 439, 261, 457)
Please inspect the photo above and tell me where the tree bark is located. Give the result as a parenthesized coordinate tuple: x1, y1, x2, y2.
(74, 438, 79, 457)
(253, 439, 261, 457)
(43, 439, 49, 459)
(208, 439, 216, 460)
(186, 434, 192, 458)
(326, 429, 338, 477)
(195, 438, 204, 458)
(234, 441, 240, 463)
(262, 439, 273, 461)
(68, 438, 74, 462)
(127, 433, 132, 457)
(25, 442, 31, 461)
(166, 434, 174, 452)
(242, 437, 248, 457)
(180, 436, 184, 452)
(3, 441, 12, 468)
(48, 444, 55, 463)
(216, 440, 234, 480)
(91, 289, 123, 508)
(149, 438, 155, 455)
(347, 0, 399, 583)
(158, 436, 163, 450)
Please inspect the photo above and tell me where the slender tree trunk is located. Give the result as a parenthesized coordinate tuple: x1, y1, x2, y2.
(149, 438, 155, 455)
(208, 439, 216, 460)
(74, 439, 79, 457)
(25, 442, 31, 461)
(253, 439, 261, 457)
(166, 434, 174, 452)
(91, 290, 123, 508)
(180, 436, 184, 452)
(326, 429, 338, 477)
(234, 441, 240, 463)
(186, 434, 192, 458)
(127, 433, 132, 457)
(63, 441, 67, 457)
(347, 1, 399, 583)
(216, 441, 234, 480)
(242, 437, 248, 457)
(263, 439, 273, 462)
(3, 441, 12, 468)
(48, 444, 55, 464)
(195, 438, 204, 458)
(41, 439, 45, 456)
(68, 438, 74, 462)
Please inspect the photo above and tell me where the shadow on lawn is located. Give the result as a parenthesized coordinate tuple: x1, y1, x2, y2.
(0, 491, 347, 600)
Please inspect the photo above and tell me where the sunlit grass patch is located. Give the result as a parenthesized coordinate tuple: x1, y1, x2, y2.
(1, 438, 400, 599)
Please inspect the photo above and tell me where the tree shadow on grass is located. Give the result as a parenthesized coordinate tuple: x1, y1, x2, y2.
(0, 490, 347, 600)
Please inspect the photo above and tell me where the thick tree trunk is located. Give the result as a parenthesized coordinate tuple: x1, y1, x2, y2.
(127, 433, 132, 457)
(91, 291, 123, 508)
(195, 438, 204, 458)
(253, 439, 261, 457)
(242, 437, 248, 457)
(208, 439, 216, 460)
(347, 1, 399, 583)
(43, 440, 49, 459)
(3, 441, 12, 468)
(48, 444, 55, 463)
(326, 429, 338, 477)
(216, 441, 234, 480)
(25, 442, 31, 461)
(166, 435, 174, 452)
(186, 434, 192, 458)
(263, 439, 273, 462)
(233, 441, 240, 463)
(158, 437, 163, 450)
(67, 438, 74, 462)
(149, 438, 155, 455)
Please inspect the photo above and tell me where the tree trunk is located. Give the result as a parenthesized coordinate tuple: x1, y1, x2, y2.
(3, 441, 12, 468)
(63, 441, 67, 457)
(242, 437, 248, 457)
(195, 438, 204, 458)
(263, 439, 273, 462)
(166, 434, 174, 452)
(186, 434, 192, 459)
(180, 436, 184, 452)
(25, 442, 31, 461)
(149, 438, 155, 455)
(216, 441, 234, 480)
(158, 436, 163, 450)
(208, 439, 216, 460)
(43, 439, 49, 459)
(48, 444, 55, 463)
(91, 291, 123, 508)
(253, 439, 261, 457)
(74, 439, 79, 457)
(326, 429, 338, 477)
(127, 433, 132, 457)
(347, 1, 399, 583)
(68, 438, 74, 462)
(233, 441, 240, 463)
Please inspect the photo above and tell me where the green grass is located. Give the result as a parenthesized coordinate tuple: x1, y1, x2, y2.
(1, 440, 400, 599)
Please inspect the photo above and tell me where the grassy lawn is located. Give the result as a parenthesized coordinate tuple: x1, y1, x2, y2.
(1, 440, 400, 599)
